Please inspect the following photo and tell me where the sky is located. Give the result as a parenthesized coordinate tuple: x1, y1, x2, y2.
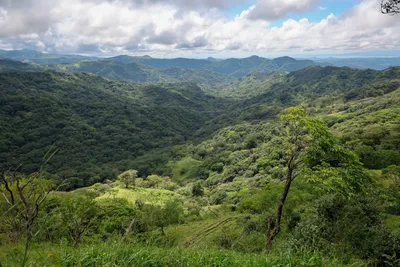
(0, 0, 399, 58)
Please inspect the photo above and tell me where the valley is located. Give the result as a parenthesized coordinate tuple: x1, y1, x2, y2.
(0, 51, 399, 266)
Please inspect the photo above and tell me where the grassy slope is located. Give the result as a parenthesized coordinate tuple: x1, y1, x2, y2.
(96, 187, 182, 206)
(0, 242, 364, 267)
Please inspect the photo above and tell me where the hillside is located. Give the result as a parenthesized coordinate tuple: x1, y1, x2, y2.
(158, 67, 233, 87)
(316, 57, 400, 70)
(0, 71, 225, 188)
(207, 71, 286, 99)
(53, 60, 175, 83)
(0, 49, 98, 64)
(0, 65, 399, 267)
(240, 66, 400, 105)
(0, 59, 44, 72)
(106, 55, 324, 78)
(52, 60, 233, 86)
(1, 66, 399, 186)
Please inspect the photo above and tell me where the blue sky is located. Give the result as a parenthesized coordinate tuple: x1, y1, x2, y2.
(0, 0, 399, 57)
(225, 0, 358, 26)
(270, 1, 357, 27)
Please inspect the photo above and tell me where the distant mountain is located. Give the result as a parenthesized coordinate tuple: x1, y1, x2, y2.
(206, 71, 286, 99)
(53, 60, 175, 83)
(52, 60, 233, 86)
(106, 55, 324, 78)
(0, 49, 98, 64)
(0, 59, 44, 72)
(159, 67, 233, 87)
(124, 57, 213, 69)
(0, 50, 328, 79)
(243, 66, 400, 107)
(315, 57, 400, 70)
(204, 65, 400, 110)
(271, 56, 325, 72)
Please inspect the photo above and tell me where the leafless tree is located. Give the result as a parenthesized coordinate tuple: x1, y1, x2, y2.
(381, 0, 400, 14)
(0, 146, 62, 266)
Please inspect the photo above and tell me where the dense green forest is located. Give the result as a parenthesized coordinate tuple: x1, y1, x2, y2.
(0, 57, 400, 266)
(0, 49, 98, 65)
(0, 71, 227, 188)
(50, 60, 233, 86)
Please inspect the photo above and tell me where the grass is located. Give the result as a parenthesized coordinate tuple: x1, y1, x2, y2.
(0, 242, 366, 267)
(385, 214, 400, 232)
(96, 187, 182, 206)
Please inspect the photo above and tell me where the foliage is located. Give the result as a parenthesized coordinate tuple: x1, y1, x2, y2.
(0, 242, 365, 267)
(141, 200, 184, 234)
(192, 182, 204, 197)
(0, 72, 224, 188)
(291, 194, 400, 266)
(1, 61, 400, 265)
(118, 170, 138, 188)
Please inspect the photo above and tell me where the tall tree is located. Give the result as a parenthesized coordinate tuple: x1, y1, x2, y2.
(266, 107, 368, 251)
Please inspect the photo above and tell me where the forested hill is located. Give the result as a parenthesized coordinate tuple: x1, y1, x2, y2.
(213, 65, 400, 100)
(50, 60, 233, 86)
(0, 49, 98, 64)
(106, 55, 325, 77)
(1, 61, 400, 266)
(0, 66, 399, 188)
(0, 59, 44, 72)
(0, 71, 226, 187)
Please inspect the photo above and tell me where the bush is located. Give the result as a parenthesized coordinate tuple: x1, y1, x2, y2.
(291, 194, 400, 265)
(192, 182, 204, 197)
(118, 170, 138, 188)
(210, 191, 227, 205)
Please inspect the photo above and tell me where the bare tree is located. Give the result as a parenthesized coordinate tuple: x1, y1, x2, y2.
(0, 146, 61, 266)
(381, 0, 400, 14)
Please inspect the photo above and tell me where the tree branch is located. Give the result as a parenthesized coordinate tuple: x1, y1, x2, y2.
(381, 0, 400, 14)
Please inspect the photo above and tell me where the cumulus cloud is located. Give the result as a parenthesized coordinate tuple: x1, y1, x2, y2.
(0, 0, 57, 38)
(242, 0, 321, 21)
(0, 0, 399, 55)
(130, 0, 246, 9)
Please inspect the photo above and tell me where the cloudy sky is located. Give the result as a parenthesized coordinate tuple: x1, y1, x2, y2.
(0, 0, 399, 57)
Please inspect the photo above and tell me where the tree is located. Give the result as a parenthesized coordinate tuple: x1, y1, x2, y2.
(192, 182, 204, 197)
(60, 194, 98, 248)
(381, 0, 400, 14)
(146, 174, 163, 188)
(118, 170, 138, 188)
(266, 107, 365, 251)
(0, 146, 60, 265)
(142, 200, 184, 235)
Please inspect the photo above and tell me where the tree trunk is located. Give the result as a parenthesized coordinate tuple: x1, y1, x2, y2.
(267, 167, 294, 251)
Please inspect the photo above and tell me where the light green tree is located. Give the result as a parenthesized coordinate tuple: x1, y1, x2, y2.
(118, 170, 138, 188)
(266, 107, 369, 251)
(147, 174, 163, 188)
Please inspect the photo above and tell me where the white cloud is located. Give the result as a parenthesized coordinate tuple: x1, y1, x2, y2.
(242, 0, 321, 21)
(0, 0, 399, 56)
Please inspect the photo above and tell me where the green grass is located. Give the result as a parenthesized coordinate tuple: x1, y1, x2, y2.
(96, 187, 182, 205)
(385, 214, 400, 232)
(0, 242, 366, 267)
